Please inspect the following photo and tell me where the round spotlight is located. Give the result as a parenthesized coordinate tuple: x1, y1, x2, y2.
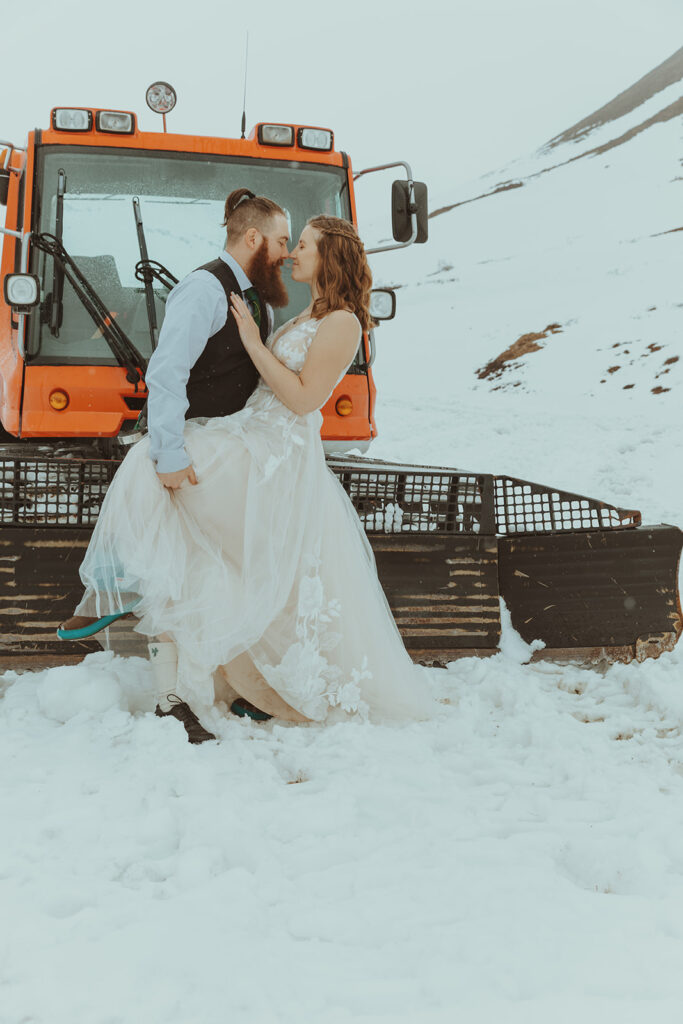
(145, 82, 177, 115)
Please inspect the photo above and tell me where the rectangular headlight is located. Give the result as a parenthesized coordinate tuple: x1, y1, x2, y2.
(258, 124, 294, 146)
(4, 273, 40, 311)
(52, 108, 92, 132)
(298, 128, 333, 151)
(96, 111, 135, 134)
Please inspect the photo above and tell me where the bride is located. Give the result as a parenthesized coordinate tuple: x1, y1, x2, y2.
(65, 215, 435, 741)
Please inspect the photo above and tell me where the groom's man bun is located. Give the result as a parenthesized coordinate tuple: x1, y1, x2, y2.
(223, 188, 285, 242)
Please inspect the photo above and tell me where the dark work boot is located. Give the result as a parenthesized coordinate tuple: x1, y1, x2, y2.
(155, 695, 217, 744)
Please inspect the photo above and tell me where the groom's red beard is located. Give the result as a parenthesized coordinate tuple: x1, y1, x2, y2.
(247, 241, 289, 308)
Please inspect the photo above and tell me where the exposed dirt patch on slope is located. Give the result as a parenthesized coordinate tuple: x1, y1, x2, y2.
(597, 337, 679, 394)
(477, 323, 562, 382)
(430, 181, 524, 219)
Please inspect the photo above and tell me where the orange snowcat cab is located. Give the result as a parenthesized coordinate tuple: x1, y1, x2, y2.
(0, 108, 424, 451)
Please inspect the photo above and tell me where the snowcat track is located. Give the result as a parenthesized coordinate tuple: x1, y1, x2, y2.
(0, 451, 680, 668)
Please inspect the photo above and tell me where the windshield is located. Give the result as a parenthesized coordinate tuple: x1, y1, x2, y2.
(28, 146, 351, 365)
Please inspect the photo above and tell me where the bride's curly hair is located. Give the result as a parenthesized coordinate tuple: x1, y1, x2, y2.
(308, 216, 372, 332)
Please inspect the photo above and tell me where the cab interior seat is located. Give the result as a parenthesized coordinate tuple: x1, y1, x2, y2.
(44, 255, 159, 360)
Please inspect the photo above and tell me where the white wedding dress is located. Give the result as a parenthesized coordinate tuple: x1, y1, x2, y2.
(75, 315, 435, 722)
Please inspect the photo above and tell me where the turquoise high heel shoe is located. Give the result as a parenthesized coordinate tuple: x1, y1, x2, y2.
(57, 600, 140, 640)
(230, 698, 273, 722)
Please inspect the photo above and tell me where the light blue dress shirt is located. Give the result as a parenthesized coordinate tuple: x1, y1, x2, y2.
(145, 251, 273, 474)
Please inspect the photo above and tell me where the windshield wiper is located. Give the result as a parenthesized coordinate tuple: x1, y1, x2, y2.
(134, 257, 178, 293)
(133, 197, 169, 352)
(32, 232, 147, 387)
(48, 169, 67, 337)
(132, 197, 178, 355)
(123, 198, 180, 436)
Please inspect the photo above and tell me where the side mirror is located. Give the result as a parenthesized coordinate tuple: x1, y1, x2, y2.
(3, 274, 41, 313)
(391, 180, 428, 244)
(369, 288, 396, 321)
(0, 170, 9, 206)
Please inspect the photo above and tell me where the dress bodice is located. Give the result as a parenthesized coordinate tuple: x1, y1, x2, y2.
(267, 316, 321, 372)
(248, 314, 360, 416)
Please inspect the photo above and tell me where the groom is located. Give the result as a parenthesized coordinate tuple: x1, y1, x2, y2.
(146, 188, 291, 742)
(61, 188, 291, 744)
(148, 188, 291, 491)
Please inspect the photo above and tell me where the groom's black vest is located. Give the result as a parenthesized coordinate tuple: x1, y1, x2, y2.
(185, 259, 268, 420)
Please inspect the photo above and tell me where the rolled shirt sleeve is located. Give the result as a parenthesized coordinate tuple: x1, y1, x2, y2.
(145, 271, 227, 474)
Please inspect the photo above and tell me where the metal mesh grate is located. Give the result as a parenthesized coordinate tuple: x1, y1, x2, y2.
(0, 454, 641, 536)
(333, 464, 494, 534)
(0, 457, 117, 526)
(494, 476, 640, 535)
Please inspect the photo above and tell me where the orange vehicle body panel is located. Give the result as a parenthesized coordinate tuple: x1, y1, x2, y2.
(1, 144, 28, 434)
(0, 113, 378, 443)
(18, 364, 373, 440)
(19, 365, 142, 437)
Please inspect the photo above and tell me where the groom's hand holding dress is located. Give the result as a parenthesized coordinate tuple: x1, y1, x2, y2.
(157, 465, 198, 491)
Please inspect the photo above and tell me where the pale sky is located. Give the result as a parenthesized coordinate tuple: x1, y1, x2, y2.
(3, 0, 682, 205)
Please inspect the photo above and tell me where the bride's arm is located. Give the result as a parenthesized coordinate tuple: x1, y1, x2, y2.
(230, 295, 361, 416)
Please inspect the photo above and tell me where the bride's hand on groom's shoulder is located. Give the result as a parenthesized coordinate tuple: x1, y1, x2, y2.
(230, 292, 262, 353)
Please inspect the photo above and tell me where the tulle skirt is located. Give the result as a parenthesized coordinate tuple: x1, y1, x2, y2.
(75, 388, 435, 722)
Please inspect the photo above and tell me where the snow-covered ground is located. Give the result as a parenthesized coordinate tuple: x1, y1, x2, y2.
(2, 60, 683, 1023)
(3, 639, 683, 1024)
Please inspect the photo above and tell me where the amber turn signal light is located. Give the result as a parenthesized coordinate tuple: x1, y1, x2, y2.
(49, 389, 70, 411)
(335, 396, 353, 417)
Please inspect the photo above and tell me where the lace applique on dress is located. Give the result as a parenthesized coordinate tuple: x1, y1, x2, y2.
(247, 318, 321, 418)
(256, 555, 371, 722)
(248, 315, 359, 431)
(268, 317, 321, 372)
(268, 314, 361, 379)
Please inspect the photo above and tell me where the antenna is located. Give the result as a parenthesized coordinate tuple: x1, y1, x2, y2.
(240, 31, 249, 139)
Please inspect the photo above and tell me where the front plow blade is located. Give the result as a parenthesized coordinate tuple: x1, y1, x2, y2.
(498, 524, 682, 663)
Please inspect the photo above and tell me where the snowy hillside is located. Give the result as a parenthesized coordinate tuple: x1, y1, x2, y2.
(2, 51, 683, 1024)
(367, 45, 682, 407)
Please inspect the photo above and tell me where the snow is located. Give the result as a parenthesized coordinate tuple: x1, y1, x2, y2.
(2, 63, 683, 1024)
(4, 641, 683, 1022)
